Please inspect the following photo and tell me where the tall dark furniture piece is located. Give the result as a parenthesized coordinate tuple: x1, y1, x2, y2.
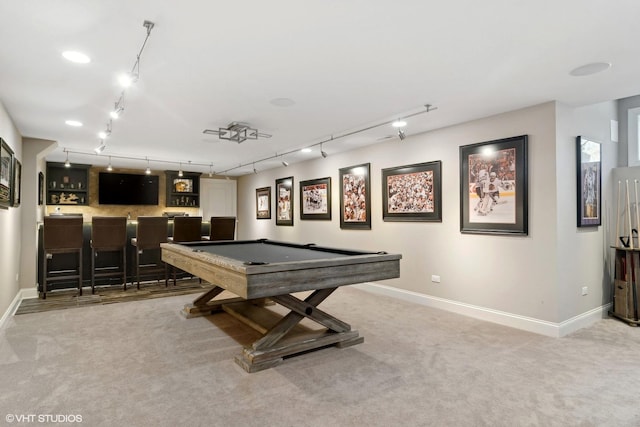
(42, 216, 84, 299)
(209, 216, 236, 241)
(169, 216, 204, 285)
(90, 216, 128, 294)
(131, 216, 168, 289)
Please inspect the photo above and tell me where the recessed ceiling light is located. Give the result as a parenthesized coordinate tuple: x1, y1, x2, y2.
(65, 120, 83, 127)
(569, 62, 611, 77)
(301, 148, 312, 153)
(62, 51, 91, 64)
(270, 98, 296, 107)
(392, 120, 407, 128)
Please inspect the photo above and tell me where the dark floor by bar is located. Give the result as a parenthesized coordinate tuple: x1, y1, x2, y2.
(15, 280, 214, 315)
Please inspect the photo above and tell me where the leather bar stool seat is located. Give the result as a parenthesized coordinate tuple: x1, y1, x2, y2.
(209, 216, 236, 241)
(169, 216, 203, 285)
(42, 216, 84, 299)
(90, 216, 127, 293)
(131, 216, 168, 289)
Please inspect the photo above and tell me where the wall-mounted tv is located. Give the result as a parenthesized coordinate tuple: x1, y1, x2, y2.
(99, 172, 159, 205)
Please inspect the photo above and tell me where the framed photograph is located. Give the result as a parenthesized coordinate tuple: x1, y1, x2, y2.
(339, 163, 371, 230)
(38, 172, 44, 206)
(0, 138, 14, 209)
(300, 177, 331, 220)
(173, 178, 193, 193)
(577, 136, 601, 227)
(256, 186, 271, 219)
(12, 158, 21, 207)
(382, 161, 442, 222)
(460, 135, 528, 235)
(276, 177, 294, 226)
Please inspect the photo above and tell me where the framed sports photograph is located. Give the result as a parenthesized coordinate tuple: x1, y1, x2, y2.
(339, 163, 371, 230)
(256, 186, 271, 219)
(577, 136, 601, 227)
(0, 138, 14, 209)
(300, 177, 331, 220)
(382, 161, 442, 222)
(12, 158, 21, 207)
(460, 135, 528, 235)
(38, 172, 44, 206)
(276, 176, 294, 226)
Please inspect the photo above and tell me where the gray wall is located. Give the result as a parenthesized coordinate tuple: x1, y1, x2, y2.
(0, 100, 23, 317)
(237, 101, 614, 325)
(617, 95, 640, 167)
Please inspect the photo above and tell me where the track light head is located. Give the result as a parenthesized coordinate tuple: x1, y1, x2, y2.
(321, 150, 328, 158)
(94, 142, 106, 154)
(398, 129, 406, 141)
(282, 161, 289, 167)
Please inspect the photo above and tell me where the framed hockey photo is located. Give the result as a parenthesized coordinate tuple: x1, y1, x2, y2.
(256, 186, 271, 219)
(300, 177, 331, 220)
(460, 135, 528, 235)
(382, 161, 442, 222)
(577, 136, 601, 227)
(339, 163, 371, 230)
(275, 176, 294, 226)
(0, 138, 14, 210)
(12, 158, 21, 207)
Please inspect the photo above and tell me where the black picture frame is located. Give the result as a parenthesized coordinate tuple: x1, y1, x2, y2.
(576, 136, 601, 227)
(256, 186, 271, 219)
(38, 171, 44, 206)
(382, 161, 442, 222)
(275, 177, 294, 226)
(300, 177, 331, 220)
(339, 163, 371, 230)
(0, 138, 14, 209)
(460, 135, 528, 235)
(12, 158, 21, 207)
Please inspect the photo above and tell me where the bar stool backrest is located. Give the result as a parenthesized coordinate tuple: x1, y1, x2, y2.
(135, 216, 168, 249)
(91, 216, 127, 250)
(209, 216, 236, 241)
(43, 216, 84, 250)
(172, 216, 202, 242)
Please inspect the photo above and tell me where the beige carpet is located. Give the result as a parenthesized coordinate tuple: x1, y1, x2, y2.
(1, 287, 639, 427)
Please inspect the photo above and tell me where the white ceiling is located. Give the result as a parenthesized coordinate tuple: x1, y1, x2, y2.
(1, 1, 639, 176)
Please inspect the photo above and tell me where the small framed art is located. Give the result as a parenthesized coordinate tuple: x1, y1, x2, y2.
(382, 161, 442, 222)
(300, 177, 331, 220)
(276, 177, 294, 226)
(256, 186, 271, 219)
(339, 163, 371, 230)
(576, 136, 601, 227)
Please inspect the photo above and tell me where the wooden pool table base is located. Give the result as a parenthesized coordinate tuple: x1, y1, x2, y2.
(182, 285, 364, 372)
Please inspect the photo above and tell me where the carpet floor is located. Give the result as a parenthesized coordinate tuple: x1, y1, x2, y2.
(1, 286, 639, 427)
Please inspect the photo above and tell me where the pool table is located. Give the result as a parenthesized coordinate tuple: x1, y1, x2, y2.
(161, 239, 402, 372)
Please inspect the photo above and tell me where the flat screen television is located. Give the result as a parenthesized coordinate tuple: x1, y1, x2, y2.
(98, 172, 159, 205)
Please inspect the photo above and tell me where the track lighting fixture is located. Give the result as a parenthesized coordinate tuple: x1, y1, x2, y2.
(392, 119, 407, 128)
(282, 160, 289, 167)
(145, 158, 151, 175)
(320, 142, 328, 158)
(107, 156, 113, 171)
(94, 141, 106, 154)
(209, 163, 213, 178)
(178, 163, 183, 177)
(110, 95, 125, 119)
(64, 151, 70, 168)
(398, 129, 406, 140)
(253, 163, 258, 174)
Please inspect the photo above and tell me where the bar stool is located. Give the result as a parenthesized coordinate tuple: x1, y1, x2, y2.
(170, 216, 203, 285)
(90, 216, 127, 294)
(131, 216, 168, 289)
(209, 216, 236, 241)
(170, 216, 203, 243)
(42, 216, 84, 299)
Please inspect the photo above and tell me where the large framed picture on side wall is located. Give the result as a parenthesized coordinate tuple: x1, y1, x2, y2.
(0, 138, 14, 209)
(382, 160, 442, 222)
(460, 135, 528, 235)
(276, 177, 294, 226)
(339, 163, 371, 230)
(576, 136, 601, 227)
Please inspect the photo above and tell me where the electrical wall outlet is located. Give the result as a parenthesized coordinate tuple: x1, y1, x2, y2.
(581, 286, 588, 296)
(431, 275, 441, 283)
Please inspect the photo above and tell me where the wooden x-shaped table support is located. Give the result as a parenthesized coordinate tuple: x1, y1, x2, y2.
(182, 286, 363, 372)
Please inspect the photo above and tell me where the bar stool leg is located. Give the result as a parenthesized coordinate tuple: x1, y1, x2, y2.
(42, 252, 48, 300)
(78, 249, 83, 296)
(91, 248, 96, 294)
(123, 247, 127, 291)
(136, 249, 141, 290)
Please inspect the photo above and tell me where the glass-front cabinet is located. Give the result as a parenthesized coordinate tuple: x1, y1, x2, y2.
(165, 170, 201, 207)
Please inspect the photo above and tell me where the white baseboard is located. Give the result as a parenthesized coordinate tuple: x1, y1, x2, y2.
(355, 283, 610, 338)
(0, 287, 38, 330)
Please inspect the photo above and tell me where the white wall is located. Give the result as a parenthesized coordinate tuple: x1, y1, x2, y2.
(0, 100, 23, 316)
(236, 101, 616, 327)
